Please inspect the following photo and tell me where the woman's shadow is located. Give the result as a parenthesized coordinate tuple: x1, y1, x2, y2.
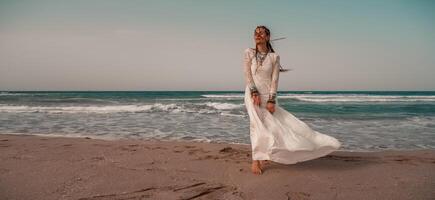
(264, 151, 385, 171)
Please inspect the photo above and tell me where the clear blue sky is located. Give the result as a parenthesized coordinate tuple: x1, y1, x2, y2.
(1, 0, 434, 91)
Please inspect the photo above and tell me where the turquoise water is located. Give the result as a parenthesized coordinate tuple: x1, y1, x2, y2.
(1, 91, 434, 151)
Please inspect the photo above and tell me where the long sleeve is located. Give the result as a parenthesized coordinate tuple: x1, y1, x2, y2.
(269, 54, 280, 101)
(243, 48, 258, 93)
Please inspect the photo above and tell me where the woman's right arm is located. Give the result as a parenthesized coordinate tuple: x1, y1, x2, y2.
(243, 48, 258, 95)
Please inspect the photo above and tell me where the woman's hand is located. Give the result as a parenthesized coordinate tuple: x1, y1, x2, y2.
(266, 102, 275, 114)
(252, 93, 261, 106)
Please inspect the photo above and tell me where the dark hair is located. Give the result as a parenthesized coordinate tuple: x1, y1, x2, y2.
(254, 25, 289, 72)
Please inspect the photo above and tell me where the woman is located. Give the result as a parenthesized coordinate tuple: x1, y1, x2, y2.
(244, 25, 342, 175)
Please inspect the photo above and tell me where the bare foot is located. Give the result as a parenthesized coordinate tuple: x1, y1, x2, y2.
(251, 160, 262, 175)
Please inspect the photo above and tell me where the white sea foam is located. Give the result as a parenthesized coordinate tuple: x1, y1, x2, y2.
(0, 92, 31, 96)
(0, 102, 244, 114)
(201, 94, 244, 98)
(202, 93, 435, 102)
(220, 112, 246, 117)
(0, 104, 166, 113)
(204, 102, 243, 110)
(280, 94, 435, 102)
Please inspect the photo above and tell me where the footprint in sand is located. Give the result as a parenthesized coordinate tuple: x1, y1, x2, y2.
(192, 147, 251, 163)
(187, 148, 211, 156)
(77, 182, 243, 200)
(285, 191, 311, 200)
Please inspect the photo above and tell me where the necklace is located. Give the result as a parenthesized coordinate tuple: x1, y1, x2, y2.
(255, 50, 269, 74)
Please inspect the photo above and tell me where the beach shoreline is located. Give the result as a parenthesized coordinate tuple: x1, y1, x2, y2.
(1, 133, 434, 200)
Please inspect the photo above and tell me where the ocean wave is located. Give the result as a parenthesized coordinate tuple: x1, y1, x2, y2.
(0, 104, 167, 113)
(35, 97, 120, 104)
(0, 92, 31, 96)
(0, 102, 244, 114)
(201, 94, 244, 99)
(406, 116, 435, 127)
(0, 92, 54, 97)
(157, 98, 206, 101)
(202, 93, 435, 102)
(281, 94, 435, 102)
(220, 112, 246, 117)
(204, 102, 243, 110)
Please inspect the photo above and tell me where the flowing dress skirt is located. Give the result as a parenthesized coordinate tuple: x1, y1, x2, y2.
(244, 86, 342, 164)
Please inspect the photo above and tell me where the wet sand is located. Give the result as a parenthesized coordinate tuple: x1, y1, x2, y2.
(0, 133, 434, 200)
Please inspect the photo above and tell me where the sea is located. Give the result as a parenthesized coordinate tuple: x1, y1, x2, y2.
(1, 91, 434, 152)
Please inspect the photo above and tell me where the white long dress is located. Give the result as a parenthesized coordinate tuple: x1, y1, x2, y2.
(243, 48, 341, 164)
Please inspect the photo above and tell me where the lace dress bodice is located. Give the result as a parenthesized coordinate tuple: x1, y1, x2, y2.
(243, 48, 280, 99)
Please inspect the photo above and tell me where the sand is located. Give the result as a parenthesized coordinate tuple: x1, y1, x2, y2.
(0, 133, 434, 200)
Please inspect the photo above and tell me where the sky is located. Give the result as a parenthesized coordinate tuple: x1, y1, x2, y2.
(0, 0, 434, 91)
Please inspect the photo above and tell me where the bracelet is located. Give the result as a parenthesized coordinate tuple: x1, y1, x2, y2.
(268, 93, 277, 101)
(249, 86, 258, 94)
(267, 100, 276, 104)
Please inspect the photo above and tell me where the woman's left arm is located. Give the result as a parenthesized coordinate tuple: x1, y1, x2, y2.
(268, 54, 280, 104)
